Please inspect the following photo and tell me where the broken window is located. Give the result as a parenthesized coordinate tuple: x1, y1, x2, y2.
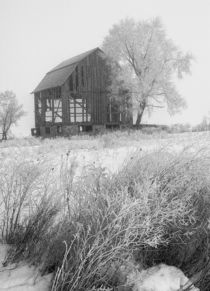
(44, 90, 62, 123)
(53, 98, 62, 123)
(69, 94, 91, 123)
(45, 97, 53, 122)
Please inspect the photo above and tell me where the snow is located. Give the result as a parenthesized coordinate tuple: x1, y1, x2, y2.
(128, 264, 199, 291)
(0, 244, 199, 291)
(0, 132, 208, 290)
(0, 244, 52, 291)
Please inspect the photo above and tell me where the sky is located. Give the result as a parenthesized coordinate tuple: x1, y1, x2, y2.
(0, 0, 210, 136)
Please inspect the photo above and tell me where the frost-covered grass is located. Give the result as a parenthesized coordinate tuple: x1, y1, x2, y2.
(1, 131, 210, 290)
(1, 129, 210, 150)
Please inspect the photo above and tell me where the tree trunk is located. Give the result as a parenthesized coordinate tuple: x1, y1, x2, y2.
(2, 131, 7, 141)
(135, 111, 144, 126)
(135, 101, 146, 127)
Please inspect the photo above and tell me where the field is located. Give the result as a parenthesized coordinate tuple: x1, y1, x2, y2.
(0, 130, 210, 291)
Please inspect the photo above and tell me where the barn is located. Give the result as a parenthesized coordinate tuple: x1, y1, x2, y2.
(31, 48, 132, 137)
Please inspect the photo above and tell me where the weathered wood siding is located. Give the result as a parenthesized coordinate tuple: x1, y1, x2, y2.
(34, 87, 61, 126)
(61, 49, 109, 125)
(32, 49, 133, 137)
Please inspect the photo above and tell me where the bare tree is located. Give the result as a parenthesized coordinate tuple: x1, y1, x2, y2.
(102, 18, 193, 126)
(0, 91, 25, 141)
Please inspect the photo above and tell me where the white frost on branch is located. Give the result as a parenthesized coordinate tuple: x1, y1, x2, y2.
(102, 17, 193, 125)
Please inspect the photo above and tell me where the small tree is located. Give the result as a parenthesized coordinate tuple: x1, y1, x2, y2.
(102, 18, 193, 126)
(193, 114, 210, 132)
(0, 91, 25, 141)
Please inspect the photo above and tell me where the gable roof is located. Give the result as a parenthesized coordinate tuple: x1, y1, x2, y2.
(33, 47, 102, 93)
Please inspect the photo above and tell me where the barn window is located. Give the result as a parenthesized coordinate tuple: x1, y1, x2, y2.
(44, 89, 62, 123)
(53, 97, 62, 123)
(45, 97, 53, 122)
(69, 95, 91, 123)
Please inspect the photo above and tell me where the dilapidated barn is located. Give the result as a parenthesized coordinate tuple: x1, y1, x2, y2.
(32, 48, 132, 137)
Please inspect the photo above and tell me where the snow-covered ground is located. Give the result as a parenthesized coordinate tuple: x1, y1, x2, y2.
(0, 131, 209, 290)
(1, 131, 209, 180)
(0, 244, 52, 291)
(129, 263, 199, 291)
(0, 244, 199, 291)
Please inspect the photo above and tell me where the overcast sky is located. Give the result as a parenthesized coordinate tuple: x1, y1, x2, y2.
(0, 0, 210, 136)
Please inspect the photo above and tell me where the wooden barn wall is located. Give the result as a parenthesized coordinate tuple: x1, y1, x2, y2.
(34, 93, 39, 127)
(34, 87, 61, 126)
(34, 92, 45, 127)
(62, 50, 109, 125)
(33, 50, 131, 131)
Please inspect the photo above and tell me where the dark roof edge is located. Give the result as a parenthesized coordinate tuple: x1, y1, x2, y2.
(32, 47, 104, 94)
(31, 85, 61, 94)
(48, 47, 103, 74)
(47, 61, 77, 75)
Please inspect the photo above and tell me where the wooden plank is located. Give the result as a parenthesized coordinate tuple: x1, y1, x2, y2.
(41, 91, 46, 125)
(52, 89, 54, 124)
(34, 93, 38, 127)
(61, 84, 68, 124)
(74, 95, 76, 123)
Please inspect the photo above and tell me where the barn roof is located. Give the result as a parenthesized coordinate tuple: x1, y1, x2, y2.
(33, 47, 102, 93)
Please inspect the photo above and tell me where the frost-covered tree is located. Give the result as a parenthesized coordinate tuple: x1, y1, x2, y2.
(0, 91, 25, 140)
(193, 114, 210, 132)
(102, 18, 193, 126)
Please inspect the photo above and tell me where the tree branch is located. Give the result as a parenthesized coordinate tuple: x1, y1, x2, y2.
(143, 26, 154, 61)
(146, 104, 164, 108)
(148, 94, 165, 103)
(124, 41, 142, 78)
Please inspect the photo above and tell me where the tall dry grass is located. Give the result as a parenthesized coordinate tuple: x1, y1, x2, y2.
(51, 148, 210, 290)
(1, 145, 210, 290)
(0, 159, 42, 241)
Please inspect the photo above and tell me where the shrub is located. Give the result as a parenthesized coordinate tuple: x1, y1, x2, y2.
(140, 126, 163, 135)
(0, 159, 42, 241)
(50, 148, 210, 290)
(110, 148, 210, 289)
(2, 147, 210, 290)
(167, 123, 192, 133)
(5, 196, 60, 264)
